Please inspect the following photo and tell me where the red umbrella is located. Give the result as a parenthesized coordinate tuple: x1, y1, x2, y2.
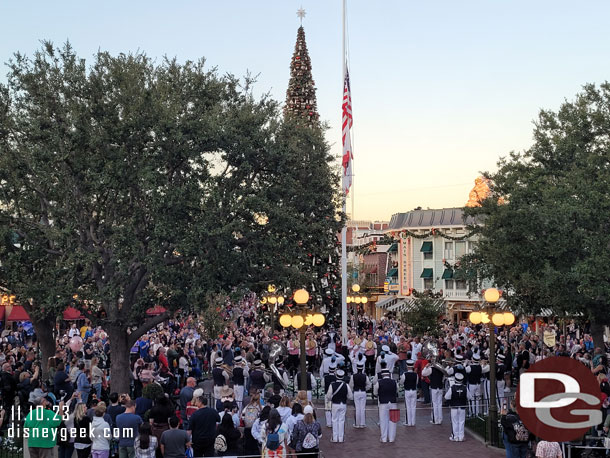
(146, 305, 167, 316)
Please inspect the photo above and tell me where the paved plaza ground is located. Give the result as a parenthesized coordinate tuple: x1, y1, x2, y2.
(316, 403, 505, 458)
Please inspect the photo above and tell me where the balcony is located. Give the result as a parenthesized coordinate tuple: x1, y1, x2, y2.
(444, 289, 478, 301)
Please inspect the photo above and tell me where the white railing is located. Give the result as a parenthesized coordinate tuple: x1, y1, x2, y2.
(444, 290, 477, 300)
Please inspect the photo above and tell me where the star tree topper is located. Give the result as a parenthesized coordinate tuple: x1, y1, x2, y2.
(297, 7, 306, 24)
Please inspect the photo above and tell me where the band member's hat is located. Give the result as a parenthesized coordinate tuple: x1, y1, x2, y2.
(455, 354, 464, 361)
(381, 369, 391, 377)
(382, 345, 390, 352)
(215, 357, 224, 365)
(472, 354, 481, 361)
(325, 348, 334, 356)
(497, 353, 505, 360)
(329, 365, 336, 373)
(253, 359, 263, 367)
(356, 362, 365, 369)
(275, 358, 284, 366)
(336, 369, 345, 379)
(234, 356, 242, 363)
(454, 372, 465, 383)
(406, 359, 415, 367)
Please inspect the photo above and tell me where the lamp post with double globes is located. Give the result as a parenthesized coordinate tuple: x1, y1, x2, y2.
(260, 285, 285, 332)
(279, 289, 325, 390)
(468, 288, 515, 446)
(346, 283, 368, 326)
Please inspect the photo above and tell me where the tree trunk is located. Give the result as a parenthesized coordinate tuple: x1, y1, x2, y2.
(590, 321, 607, 350)
(31, 316, 56, 382)
(108, 324, 132, 394)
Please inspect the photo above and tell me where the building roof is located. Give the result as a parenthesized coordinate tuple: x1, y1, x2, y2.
(387, 207, 477, 230)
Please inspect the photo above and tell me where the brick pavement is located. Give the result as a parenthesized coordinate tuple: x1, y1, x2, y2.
(316, 403, 505, 458)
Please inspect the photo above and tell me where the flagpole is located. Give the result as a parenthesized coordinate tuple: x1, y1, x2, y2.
(341, 0, 348, 345)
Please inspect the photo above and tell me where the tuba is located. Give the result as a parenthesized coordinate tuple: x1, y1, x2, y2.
(268, 341, 287, 390)
(423, 339, 449, 375)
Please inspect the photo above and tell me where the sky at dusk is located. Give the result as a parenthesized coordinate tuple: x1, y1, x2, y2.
(2, 1, 610, 221)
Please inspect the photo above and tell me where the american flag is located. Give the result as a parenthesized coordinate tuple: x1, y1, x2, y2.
(342, 67, 353, 195)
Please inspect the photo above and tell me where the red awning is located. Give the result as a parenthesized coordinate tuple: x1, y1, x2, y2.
(146, 305, 167, 316)
(63, 307, 84, 320)
(0, 307, 5, 321)
(7, 305, 30, 321)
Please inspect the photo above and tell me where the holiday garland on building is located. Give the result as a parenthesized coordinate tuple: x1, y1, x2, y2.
(284, 26, 319, 126)
(349, 227, 481, 255)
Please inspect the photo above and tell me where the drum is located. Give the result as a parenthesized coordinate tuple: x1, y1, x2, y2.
(389, 408, 400, 423)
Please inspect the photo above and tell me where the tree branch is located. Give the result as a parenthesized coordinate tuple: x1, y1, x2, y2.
(127, 311, 170, 347)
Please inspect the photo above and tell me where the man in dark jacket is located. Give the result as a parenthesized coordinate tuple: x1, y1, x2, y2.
(500, 400, 531, 458)
(0, 363, 17, 410)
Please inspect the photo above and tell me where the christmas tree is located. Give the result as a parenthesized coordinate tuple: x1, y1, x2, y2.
(284, 26, 319, 126)
(278, 21, 343, 326)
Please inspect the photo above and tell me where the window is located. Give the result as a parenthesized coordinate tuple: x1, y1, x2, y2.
(455, 279, 467, 290)
(455, 241, 466, 259)
(444, 241, 454, 259)
(421, 241, 433, 260)
(424, 278, 434, 289)
(468, 241, 477, 253)
(445, 279, 454, 290)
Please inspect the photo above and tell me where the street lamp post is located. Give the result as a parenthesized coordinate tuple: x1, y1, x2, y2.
(261, 285, 285, 333)
(279, 288, 326, 391)
(468, 288, 515, 447)
(346, 283, 368, 330)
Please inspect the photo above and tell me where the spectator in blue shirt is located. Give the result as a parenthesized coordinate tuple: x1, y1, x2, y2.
(116, 400, 143, 458)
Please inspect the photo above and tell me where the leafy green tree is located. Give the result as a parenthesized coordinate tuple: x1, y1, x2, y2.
(401, 296, 445, 337)
(0, 43, 341, 392)
(463, 83, 610, 347)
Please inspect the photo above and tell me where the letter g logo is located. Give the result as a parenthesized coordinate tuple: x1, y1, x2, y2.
(516, 357, 602, 441)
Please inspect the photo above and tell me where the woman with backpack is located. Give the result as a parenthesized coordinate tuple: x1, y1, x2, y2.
(285, 403, 304, 458)
(242, 391, 262, 456)
(134, 423, 158, 458)
(261, 408, 288, 458)
(73, 402, 92, 458)
(214, 411, 242, 456)
(292, 405, 321, 457)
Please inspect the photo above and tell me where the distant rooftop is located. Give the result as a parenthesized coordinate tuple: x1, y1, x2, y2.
(387, 207, 476, 230)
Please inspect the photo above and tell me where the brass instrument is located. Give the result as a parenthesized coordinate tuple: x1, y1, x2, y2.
(221, 363, 233, 378)
(268, 341, 288, 390)
(423, 339, 451, 375)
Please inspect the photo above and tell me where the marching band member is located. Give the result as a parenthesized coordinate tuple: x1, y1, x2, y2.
(349, 361, 371, 428)
(465, 354, 482, 416)
(295, 362, 317, 402)
(422, 359, 445, 424)
(399, 359, 418, 426)
(249, 359, 270, 393)
(321, 348, 345, 377)
(496, 353, 507, 409)
(352, 352, 366, 375)
(232, 355, 248, 414)
(444, 372, 470, 442)
(287, 334, 300, 376)
(305, 333, 317, 370)
(347, 331, 362, 358)
(363, 334, 377, 376)
(271, 358, 290, 395)
(481, 358, 490, 415)
(212, 356, 230, 404)
(375, 345, 399, 376)
(374, 367, 398, 443)
(324, 364, 337, 428)
(325, 369, 353, 442)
